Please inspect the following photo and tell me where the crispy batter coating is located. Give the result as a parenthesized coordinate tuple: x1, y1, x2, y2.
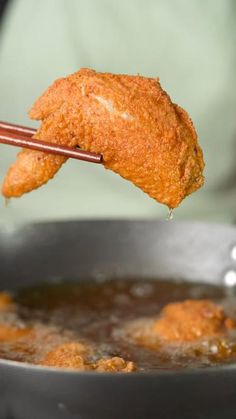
(41, 342, 91, 370)
(94, 357, 136, 372)
(153, 300, 235, 343)
(40, 342, 136, 372)
(2, 68, 204, 208)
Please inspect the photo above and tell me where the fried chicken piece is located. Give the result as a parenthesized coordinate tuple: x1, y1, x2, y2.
(94, 356, 136, 372)
(2, 68, 204, 208)
(40, 342, 92, 370)
(0, 325, 32, 342)
(153, 300, 235, 343)
(40, 341, 136, 372)
(0, 292, 14, 310)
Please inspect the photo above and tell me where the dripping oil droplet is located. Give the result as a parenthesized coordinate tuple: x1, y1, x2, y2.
(166, 208, 174, 221)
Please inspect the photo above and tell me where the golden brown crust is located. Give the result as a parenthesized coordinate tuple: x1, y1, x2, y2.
(40, 342, 92, 370)
(94, 357, 136, 372)
(153, 300, 235, 342)
(2, 68, 204, 207)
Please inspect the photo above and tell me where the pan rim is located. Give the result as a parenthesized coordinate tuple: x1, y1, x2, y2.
(0, 218, 236, 230)
(1, 356, 236, 377)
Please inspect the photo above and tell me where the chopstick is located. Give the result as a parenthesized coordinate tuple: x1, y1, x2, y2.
(0, 120, 36, 136)
(0, 121, 102, 164)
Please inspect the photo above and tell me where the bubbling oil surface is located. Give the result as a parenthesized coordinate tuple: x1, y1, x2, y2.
(1, 279, 236, 370)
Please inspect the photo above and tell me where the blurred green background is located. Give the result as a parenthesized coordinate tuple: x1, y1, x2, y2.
(0, 0, 236, 224)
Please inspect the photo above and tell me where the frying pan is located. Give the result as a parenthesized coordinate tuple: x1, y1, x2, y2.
(0, 219, 236, 419)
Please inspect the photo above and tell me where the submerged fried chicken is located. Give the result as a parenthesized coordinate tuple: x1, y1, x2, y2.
(41, 342, 92, 370)
(0, 325, 32, 342)
(0, 293, 32, 342)
(153, 300, 235, 343)
(40, 342, 136, 372)
(2, 68, 204, 208)
(0, 292, 14, 310)
(94, 357, 136, 372)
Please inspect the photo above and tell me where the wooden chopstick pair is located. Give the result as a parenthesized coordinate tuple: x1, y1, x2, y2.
(0, 121, 102, 164)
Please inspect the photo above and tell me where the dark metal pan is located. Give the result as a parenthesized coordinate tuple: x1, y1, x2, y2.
(0, 220, 236, 419)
